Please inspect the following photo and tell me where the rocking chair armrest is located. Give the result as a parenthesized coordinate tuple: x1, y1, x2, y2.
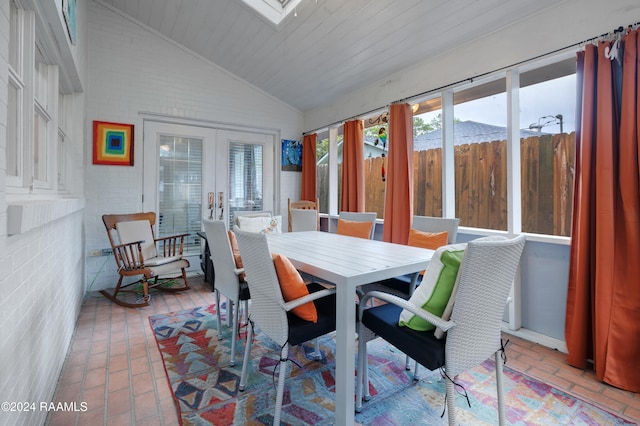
(360, 291, 456, 332)
(113, 240, 145, 249)
(111, 240, 147, 271)
(283, 287, 337, 311)
(154, 233, 190, 257)
(154, 233, 190, 243)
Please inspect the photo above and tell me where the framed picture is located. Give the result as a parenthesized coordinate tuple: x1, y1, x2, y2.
(281, 139, 302, 171)
(93, 121, 134, 166)
(62, 0, 77, 45)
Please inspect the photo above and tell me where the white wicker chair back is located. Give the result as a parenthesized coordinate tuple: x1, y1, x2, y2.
(412, 216, 460, 244)
(338, 211, 377, 239)
(203, 219, 240, 301)
(445, 234, 526, 378)
(234, 230, 289, 347)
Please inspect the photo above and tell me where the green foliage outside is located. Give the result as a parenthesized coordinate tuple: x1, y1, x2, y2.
(315, 113, 454, 160)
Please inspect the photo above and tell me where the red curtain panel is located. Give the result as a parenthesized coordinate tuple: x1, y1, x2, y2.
(383, 103, 414, 244)
(566, 29, 640, 393)
(300, 133, 317, 201)
(341, 120, 365, 212)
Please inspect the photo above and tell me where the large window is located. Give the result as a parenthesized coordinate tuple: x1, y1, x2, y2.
(453, 80, 508, 230)
(520, 61, 576, 236)
(311, 56, 576, 238)
(412, 98, 443, 217)
(6, 1, 64, 193)
(7, 0, 25, 186)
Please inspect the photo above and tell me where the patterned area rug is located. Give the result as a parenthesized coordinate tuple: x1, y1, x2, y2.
(149, 305, 634, 426)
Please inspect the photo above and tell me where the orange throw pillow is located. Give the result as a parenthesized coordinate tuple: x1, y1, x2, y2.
(227, 231, 243, 268)
(336, 218, 373, 239)
(407, 229, 449, 250)
(272, 253, 318, 322)
(407, 229, 449, 275)
(227, 231, 246, 281)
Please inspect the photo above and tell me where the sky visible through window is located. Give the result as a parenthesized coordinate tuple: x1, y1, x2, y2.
(417, 74, 576, 135)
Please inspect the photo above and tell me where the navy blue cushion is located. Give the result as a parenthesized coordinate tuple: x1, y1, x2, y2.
(239, 279, 251, 301)
(288, 283, 338, 346)
(375, 274, 422, 299)
(362, 303, 445, 371)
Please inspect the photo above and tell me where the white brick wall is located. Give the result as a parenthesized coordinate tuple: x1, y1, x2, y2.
(85, 2, 303, 290)
(0, 0, 88, 424)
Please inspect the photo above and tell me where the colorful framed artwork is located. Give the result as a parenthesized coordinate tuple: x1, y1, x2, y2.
(92, 121, 134, 166)
(281, 139, 302, 171)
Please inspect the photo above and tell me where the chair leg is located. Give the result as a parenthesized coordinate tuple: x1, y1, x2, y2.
(215, 291, 223, 340)
(226, 300, 233, 327)
(313, 338, 321, 360)
(229, 299, 239, 366)
(273, 344, 289, 426)
(445, 371, 457, 426)
(413, 360, 420, 380)
(239, 322, 254, 392)
(494, 351, 506, 426)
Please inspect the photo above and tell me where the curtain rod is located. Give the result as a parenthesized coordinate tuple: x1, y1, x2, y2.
(304, 21, 639, 136)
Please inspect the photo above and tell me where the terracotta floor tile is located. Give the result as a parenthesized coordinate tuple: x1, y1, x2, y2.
(106, 387, 131, 417)
(132, 372, 155, 396)
(134, 392, 160, 420)
(107, 368, 130, 392)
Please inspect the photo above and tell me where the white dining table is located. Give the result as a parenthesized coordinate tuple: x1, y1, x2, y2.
(267, 231, 434, 426)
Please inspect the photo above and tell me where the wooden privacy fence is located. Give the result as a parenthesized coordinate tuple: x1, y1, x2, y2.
(317, 132, 575, 236)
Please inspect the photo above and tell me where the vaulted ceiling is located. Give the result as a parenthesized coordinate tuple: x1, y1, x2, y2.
(99, 0, 560, 112)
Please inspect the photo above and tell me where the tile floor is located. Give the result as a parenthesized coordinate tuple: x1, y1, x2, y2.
(46, 274, 640, 425)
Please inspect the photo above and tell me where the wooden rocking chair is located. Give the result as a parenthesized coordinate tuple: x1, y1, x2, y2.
(101, 212, 191, 308)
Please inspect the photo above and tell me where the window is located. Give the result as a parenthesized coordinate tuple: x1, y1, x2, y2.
(363, 112, 388, 218)
(33, 47, 57, 188)
(453, 79, 508, 230)
(316, 131, 329, 213)
(57, 93, 67, 189)
(158, 136, 203, 255)
(311, 56, 576, 238)
(519, 61, 576, 236)
(6, 1, 62, 192)
(412, 97, 443, 216)
(7, 0, 25, 185)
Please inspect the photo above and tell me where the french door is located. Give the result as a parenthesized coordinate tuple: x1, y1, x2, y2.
(143, 121, 275, 270)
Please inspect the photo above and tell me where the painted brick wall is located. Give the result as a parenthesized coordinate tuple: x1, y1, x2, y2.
(0, 0, 88, 423)
(85, 2, 304, 290)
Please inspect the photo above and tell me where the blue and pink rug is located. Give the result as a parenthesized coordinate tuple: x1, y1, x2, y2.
(149, 305, 634, 425)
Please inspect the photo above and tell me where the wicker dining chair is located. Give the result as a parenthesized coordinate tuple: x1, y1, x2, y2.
(356, 235, 526, 426)
(203, 219, 250, 367)
(234, 229, 338, 425)
(287, 198, 319, 232)
(337, 211, 377, 239)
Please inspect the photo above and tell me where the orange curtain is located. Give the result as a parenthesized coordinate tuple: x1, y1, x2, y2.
(341, 120, 365, 212)
(565, 29, 640, 393)
(383, 104, 414, 244)
(300, 133, 317, 201)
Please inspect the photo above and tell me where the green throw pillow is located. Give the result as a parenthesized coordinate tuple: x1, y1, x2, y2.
(399, 244, 466, 331)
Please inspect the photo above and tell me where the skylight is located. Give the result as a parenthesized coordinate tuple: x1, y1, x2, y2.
(241, 0, 304, 26)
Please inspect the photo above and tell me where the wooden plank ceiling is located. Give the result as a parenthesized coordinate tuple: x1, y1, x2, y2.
(100, 0, 558, 112)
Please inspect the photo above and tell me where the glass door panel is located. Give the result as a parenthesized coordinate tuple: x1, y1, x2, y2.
(158, 135, 202, 256)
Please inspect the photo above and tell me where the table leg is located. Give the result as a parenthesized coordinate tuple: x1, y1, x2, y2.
(334, 284, 355, 425)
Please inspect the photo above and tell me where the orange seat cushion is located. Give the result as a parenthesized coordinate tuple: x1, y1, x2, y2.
(272, 253, 318, 322)
(336, 218, 374, 239)
(407, 229, 449, 275)
(408, 228, 449, 249)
